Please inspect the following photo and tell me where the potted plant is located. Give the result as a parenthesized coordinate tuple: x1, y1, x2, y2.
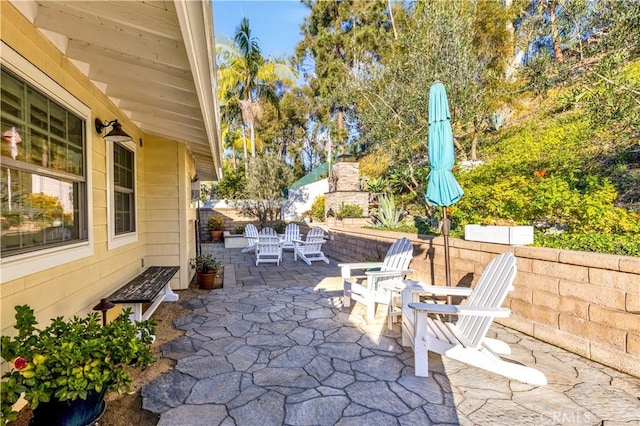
(0, 305, 155, 426)
(207, 216, 225, 242)
(189, 254, 221, 290)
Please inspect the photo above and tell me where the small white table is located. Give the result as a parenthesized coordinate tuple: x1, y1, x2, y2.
(380, 280, 429, 330)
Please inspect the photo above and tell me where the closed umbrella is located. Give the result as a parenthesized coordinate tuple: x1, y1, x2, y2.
(425, 82, 463, 300)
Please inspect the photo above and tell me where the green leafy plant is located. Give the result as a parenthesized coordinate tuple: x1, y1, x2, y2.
(207, 216, 225, 231)
(366, 177, 387, 194)
(189, 254, 221, 274)
(233, 224, 246, 235)
(371, 194, 403, 228)
(310, 196, 325, 220)
(272, 221, 286, 234)
(336, 204, 363, 219)
(0, 305, 156, 425)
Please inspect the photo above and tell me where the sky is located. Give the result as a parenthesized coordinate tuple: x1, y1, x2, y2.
(212, 1, 309, 60)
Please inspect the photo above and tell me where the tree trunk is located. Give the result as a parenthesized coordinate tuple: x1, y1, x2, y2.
(453, 136, 468, 162)
(471, 130, 479, 162)
(250, 122, 256, 157)
(230, 146, 237, 170)
(549, 2, 564, 62)
(388, 0, 398, 40)
(242, 124, 248, 173)
(337, 109, 344, 153)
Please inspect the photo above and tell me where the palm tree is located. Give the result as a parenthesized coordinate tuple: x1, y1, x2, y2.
(216, 17, 296, 163)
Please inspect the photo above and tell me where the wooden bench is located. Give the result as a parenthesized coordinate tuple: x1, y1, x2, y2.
(108, 266, 179, 323)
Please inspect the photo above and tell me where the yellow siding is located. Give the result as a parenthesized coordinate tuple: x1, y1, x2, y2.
(1, 3, 196, 334)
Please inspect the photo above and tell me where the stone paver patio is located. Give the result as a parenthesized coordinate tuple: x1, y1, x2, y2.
(141, 245, 640, 425)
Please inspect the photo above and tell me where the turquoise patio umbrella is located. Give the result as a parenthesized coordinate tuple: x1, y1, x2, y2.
(426, 82, 463, 294)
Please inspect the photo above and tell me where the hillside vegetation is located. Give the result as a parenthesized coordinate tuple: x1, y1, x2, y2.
(451, 61, 640, 256)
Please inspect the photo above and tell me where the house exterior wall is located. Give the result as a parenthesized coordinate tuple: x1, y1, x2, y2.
(143, 136, 197, 289)
(1, 3, 195, 332)
(282, 178, 329, 221)
(324, 227, 640, 378)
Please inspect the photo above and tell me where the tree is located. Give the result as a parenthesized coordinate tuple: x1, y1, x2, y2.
(295, 0, 398, 152)
(217, 18, 296, 168)
(237, 153, 294, 226)
(342, 1, 515, 211)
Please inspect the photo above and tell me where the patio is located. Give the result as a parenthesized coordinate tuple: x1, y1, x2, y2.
(141, 244, 640, 425)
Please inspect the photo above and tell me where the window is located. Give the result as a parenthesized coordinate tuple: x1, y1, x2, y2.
(107, 140, 137, 249)
(113, 142, 135, 234)
(1, 67, 88, 257)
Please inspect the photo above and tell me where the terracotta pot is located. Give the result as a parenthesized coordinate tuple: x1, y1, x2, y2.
(210, 230, 223, 242)
(197, 271, 220, 290)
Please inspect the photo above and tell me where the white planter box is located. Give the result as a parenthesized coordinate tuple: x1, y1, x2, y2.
(223, 231, 247, 249)
(464, 225, 534, 245)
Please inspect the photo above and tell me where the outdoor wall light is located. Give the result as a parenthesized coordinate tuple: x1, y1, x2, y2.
(92, 298, 115, 326)
(94, 118, 132, 143)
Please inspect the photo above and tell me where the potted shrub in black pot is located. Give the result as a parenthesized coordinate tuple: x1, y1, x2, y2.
(0, 305, 155, 426)
(190, 254, 221, 290)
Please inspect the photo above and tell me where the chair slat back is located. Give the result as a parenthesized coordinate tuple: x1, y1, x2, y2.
(283, 223, 300, 243)
(457, 252, 517, 348)
(245, 224, 259, 244)
(302, 227, 326, 253)
(306, 227, 324, 240)
(257, 235, 281, 255)
(381, 237, 414, 272)
(260, 227, 277, 236)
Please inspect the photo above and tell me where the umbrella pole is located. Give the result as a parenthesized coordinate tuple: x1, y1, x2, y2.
(442, 207, 452, 305)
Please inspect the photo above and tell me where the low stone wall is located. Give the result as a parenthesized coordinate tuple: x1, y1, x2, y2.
(324, 226, 640, 378)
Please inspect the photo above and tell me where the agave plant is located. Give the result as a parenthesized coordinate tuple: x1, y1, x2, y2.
(371, 194, 404, 228)
(366, 177, 387, 194)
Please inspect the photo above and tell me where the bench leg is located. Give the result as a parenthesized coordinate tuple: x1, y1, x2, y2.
(162, 283, 179, 302)
(121, 303, 144, 323)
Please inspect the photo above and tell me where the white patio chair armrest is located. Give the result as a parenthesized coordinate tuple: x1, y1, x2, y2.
(300, 239, 326, 245)
(404, 284, 473, 297)
(338, 262, 384, 270)
(408, 302, 511, 318)
(365, 268, 413, 278)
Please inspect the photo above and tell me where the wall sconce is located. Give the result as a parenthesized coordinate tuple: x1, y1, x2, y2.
(94, 118, 132, 143)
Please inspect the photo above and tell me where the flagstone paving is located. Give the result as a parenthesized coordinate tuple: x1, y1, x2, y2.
(142, 245, 640, 425)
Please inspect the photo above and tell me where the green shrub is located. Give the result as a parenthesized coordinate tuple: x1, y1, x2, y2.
(272, 221, 286, 234)
(336, 204, 363, 219)
(366, 177, 387, 193)
(534, 231, 640, 257)
(233, 224, 246, 234)
(311, 196, 325, 220)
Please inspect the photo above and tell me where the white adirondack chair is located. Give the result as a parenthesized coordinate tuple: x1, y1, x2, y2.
(281, 223, 301, 251)
(293, 227, 329, 265)
(255, 235, 282, 266)
(241, 224, 259, 253)
(402, 252, 547, 385)
(259, 227, 277, 236)
(340, 237, 414, 321)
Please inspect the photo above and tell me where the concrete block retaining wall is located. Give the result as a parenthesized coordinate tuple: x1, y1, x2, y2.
(323, 226, 640, 378)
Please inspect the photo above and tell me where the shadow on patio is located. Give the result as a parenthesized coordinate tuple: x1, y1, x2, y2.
(141, 244, 640, 426)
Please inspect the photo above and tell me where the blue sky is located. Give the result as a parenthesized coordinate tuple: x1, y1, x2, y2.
(212, 1, 309, 60)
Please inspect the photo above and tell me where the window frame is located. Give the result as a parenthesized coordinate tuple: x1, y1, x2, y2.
(0, 43, 94, 282)
(106, 139, 138, 250)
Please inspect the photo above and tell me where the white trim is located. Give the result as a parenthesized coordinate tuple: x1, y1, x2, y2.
(174, 0, 222, 178)
(106, 139, 138, 250)
(0, 43, 94, 282)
